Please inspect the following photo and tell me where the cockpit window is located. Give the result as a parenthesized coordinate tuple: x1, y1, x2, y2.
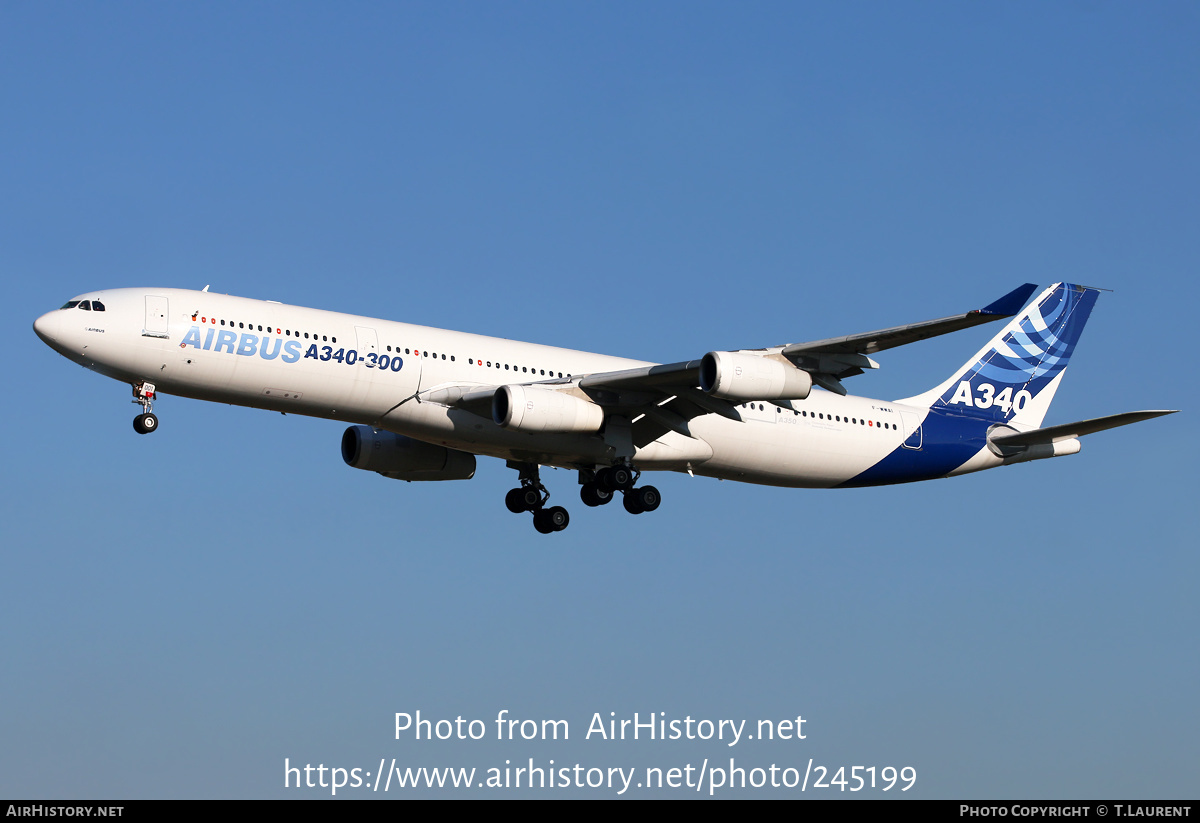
(91, 300, 105, 311)
(60, 301, 81, 310)
(79, 301, 92, 311)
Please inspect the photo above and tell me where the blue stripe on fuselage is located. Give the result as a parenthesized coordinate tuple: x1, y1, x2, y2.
(837, 408, 991, 488)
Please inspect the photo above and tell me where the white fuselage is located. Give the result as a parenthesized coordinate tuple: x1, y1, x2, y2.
(34, 287, 996, 488)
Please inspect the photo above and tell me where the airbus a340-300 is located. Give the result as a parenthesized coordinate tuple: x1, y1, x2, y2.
(34, 282, 1174, 533)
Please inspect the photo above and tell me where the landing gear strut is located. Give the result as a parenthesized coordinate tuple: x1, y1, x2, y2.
(132, 382, 159, 435)
(505, 462, 569, 534)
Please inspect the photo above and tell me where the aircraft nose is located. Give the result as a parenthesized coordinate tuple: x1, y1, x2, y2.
(33, 310, 59, 345)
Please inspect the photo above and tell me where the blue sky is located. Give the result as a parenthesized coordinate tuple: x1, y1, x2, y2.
(2, 2, 1196, 798)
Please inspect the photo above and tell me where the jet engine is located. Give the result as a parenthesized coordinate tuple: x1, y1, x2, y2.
(492, 385, 605, 433)
(341, 426, 476, 481)
(699, 351, 813, 401)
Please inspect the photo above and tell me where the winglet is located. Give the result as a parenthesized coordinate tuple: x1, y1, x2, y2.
(976, 283, 1038, 317)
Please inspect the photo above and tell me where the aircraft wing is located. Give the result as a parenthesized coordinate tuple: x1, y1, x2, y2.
(577, 362, 741, 443)
(571, 282, 1040, 398)
(780, 282, 1038, 358)
(430, 283, 1042, 445)
(424, 364, 731, 447)
(778, 282, 1038, 393)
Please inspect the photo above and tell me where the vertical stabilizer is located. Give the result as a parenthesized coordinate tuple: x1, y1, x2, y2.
(897, 283, 1100, 428)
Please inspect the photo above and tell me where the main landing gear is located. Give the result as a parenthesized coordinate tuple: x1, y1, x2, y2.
(581, 465, 660, 515)
(504, 462, 662, 534)
(132, 382, 159, 435)
(504, 462, 570, 534)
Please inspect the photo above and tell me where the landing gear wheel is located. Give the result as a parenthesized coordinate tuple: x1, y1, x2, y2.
(623, 486, 661, 515)
(635, 485, 660, 512)
(505, 488, 528, 513)
(505, 487, 542, 513)
(580, 483, 613, 507)
(533, 510, 555, 534)
(598, 466, 635, 492)
(545, 506, 569, 532)
(533, 506, 569, 533)
(133, 413, 158, 435)
(623, 490, 646, 515)
(520, 487, 541, 510)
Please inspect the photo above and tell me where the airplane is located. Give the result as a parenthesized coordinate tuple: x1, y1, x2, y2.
(33, 282, 1175, 533)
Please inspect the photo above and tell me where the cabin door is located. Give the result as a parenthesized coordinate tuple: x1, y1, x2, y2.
(143, 295, 169, 339)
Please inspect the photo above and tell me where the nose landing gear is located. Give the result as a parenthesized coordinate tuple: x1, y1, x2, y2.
(132, 382, 159, 435)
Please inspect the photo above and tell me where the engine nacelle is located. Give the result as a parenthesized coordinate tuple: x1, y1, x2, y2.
(699, 351, 813, 401)
(341, 426, 476, 481)
(492, 384, 605, 433)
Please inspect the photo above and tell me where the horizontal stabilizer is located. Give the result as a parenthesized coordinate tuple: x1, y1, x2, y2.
(990, 410, 1177, 448)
